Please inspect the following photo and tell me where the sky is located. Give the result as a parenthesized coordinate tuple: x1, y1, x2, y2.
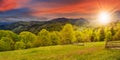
(0, 0, 120, 20)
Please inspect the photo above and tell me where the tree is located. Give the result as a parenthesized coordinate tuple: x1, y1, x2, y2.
(94, 29, 101, 41)
(61, 24, 76, 44)
(0, 30, 18, 42)
(75, 31, 82, 42)
(113, 30, 120, 41)
(0, 37, 14, 51)
(38, 29, 52, 46)
(19, 31, 37, 48)
(50, 31, 61, 45)
(82, 28, 94, 42)
(104, 27, 112, 41)
(14, 41, 26, 50)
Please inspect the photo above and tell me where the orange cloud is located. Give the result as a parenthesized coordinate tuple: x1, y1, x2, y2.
(0, 0, 16, 11)
(30, 0, 97, 17)
(1, 0, 120, 19)
(30, 0, 120, 19)
(0, 0, 30, 11)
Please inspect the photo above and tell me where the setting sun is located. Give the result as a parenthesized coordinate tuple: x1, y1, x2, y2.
(98, 11, 111, 25)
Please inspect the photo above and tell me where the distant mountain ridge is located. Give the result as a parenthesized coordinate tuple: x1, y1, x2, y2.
(0, 18, 88, 34)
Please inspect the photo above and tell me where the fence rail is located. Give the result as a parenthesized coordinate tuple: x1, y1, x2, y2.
(105, 41, 120, 49)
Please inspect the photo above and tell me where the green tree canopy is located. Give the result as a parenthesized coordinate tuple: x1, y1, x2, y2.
(61, 24, 76, 44)
(0, 37, 14, 51)
(50, 31, 61, 45)
(19, 31, 37, 48)
(38, 29, 52, 46)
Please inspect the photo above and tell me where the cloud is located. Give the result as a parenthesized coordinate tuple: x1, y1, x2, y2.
(0, 0, 30, 11)
(0, 0, 120, 20)
(0, 0, 17, 11)
(0, 8, 31, 17)
(31, 0, 84, 5)
(29, 0, 97, 17)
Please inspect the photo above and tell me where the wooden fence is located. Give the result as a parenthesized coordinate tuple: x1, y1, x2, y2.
(105, 41, 120, 49)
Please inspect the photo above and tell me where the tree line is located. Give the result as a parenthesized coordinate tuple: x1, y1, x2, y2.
(0, 23, 120, 51)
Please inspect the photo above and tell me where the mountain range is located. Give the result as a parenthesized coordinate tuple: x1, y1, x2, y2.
(0, 18, 88, 34)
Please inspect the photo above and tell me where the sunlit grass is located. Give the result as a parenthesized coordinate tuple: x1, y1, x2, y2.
(0, 42, 120, 60)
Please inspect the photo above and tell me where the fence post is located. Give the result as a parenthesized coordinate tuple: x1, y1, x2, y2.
(105, 40, 109, 48)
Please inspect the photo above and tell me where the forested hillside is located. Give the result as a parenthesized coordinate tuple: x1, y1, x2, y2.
(0, 18, 88, 34)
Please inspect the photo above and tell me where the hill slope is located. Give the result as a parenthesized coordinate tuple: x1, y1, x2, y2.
(0, 42, 120, 60)
(0, 18, 88, 34)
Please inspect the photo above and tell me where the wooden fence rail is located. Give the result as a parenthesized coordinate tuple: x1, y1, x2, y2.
(105, 41, 120, 49)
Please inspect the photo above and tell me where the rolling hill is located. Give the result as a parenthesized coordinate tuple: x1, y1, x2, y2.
(0, 18, 88, 34)
(0, 42, 120, 60)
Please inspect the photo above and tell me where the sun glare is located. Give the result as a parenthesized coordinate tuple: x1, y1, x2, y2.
(97, 11, 111, 25)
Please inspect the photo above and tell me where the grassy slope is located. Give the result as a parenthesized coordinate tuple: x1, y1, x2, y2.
(0, 42, 120, 60)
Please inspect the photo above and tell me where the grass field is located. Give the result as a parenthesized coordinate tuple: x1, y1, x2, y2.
(0, 42, 120, 60)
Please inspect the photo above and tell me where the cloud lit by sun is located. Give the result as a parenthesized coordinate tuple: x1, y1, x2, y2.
(0, 0, 120, 21)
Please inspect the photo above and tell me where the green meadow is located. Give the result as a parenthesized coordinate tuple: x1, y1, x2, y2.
(0, 42, 120, 60)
